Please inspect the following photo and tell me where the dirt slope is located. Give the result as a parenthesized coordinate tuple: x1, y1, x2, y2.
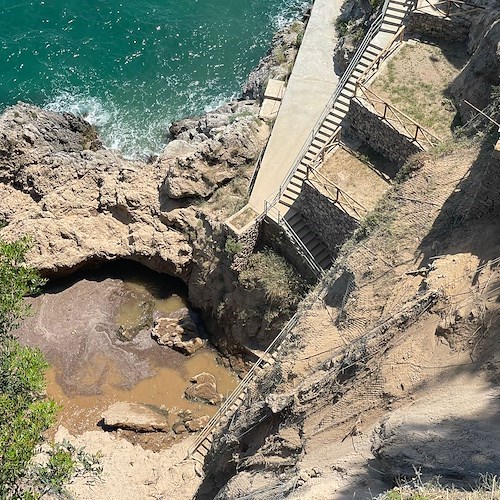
(199, 139, 500, 499)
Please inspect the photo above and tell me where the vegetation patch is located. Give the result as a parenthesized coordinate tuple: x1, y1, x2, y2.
(377, 472, 500, 499)
(371, 41, 467, 139)
(239, 249, 306, 309)
(227, 205, 259, 231)
(225, 236, 243, 256)
(0, 238, 101, 498)
(202, 165, 252, 219)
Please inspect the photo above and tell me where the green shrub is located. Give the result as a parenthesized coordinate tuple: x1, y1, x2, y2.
(0, 238, 101, 497)
(296, 30, 304, 47)
(239, 249, 306, 307)
(354, 197, 397, 241)
(0, 237, 45, 340)
(273, 46, 287, 65)
(335, 19, 349, 37)
(0, 340, 58, 498)
(225, 236, 243, 256)
(31, 441, 102, 498)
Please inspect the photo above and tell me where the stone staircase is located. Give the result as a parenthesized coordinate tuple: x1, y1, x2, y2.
(282, 208, 333, 271)
(190, 0, 417, 461)
(267, 0, 416, 274)
(187, 312, 301, 460)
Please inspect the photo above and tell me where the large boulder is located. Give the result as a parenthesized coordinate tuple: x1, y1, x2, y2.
(184, 372, 223, 405)
(101, 402, 170, 432)
(151, 307, 204, 355)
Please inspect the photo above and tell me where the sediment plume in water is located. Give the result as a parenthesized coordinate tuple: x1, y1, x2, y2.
(16, 262, 238, 435)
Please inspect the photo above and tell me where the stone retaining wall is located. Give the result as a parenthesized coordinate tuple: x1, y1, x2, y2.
(225, 220, 262, 272)
(407, 11, 471, 42)
(297, 181, 358, 259)
(348, 98, 422, 167)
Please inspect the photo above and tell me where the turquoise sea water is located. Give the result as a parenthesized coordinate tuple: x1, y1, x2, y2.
(0, 0, 306, 158)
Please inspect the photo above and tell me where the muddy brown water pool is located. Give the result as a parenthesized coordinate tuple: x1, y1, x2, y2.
(16, 262, 238, 436)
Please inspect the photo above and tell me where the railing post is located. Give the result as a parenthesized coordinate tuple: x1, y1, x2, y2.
(383, 104, 387, 119)
(414, 125, 419, 141)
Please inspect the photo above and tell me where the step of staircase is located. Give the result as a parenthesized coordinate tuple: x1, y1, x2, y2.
(283, 209, 332, 271)
(384, 9, 407, 19)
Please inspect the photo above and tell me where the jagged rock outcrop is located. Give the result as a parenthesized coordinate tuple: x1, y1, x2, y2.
(184, 372, 223, 405)
(450, 18, 500, 122)
(0, 103, 193, 277)
(160, 100, 269, 199)
(151, 307, 204, 355)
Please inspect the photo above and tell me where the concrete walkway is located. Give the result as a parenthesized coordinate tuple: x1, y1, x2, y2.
(249, 0, 344, 213)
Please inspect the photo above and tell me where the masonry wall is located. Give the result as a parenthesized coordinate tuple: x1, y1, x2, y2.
(407, 11, 470, 42)
(348, 98, 422, 167)
(225, 219, 262, 272)
(297, 181, 358, 259)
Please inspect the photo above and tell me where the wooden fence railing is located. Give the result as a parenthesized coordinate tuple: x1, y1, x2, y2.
(355, 84, 442, 149)
(306, 165, 368, 220)
(416, 0, 484, 16)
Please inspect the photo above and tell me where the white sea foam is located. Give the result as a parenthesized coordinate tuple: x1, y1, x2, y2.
(273, 0, 311, 29)
(39, 0, 309, 160)
(45, 90, 169, 160)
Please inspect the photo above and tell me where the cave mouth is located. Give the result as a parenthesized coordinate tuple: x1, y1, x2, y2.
(41, 259, 194, 341)
(16, 259, 238, 444)
(42, 259, 189, 302)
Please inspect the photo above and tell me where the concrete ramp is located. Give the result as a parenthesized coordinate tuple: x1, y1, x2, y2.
(249, 0, 342, 213)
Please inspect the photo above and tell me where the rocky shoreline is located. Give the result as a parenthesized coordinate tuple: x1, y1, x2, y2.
(0, 12, 310, 375)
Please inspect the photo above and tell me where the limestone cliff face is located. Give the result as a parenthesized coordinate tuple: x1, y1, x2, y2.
(450, 18, 500, 122)
(160, 100, 268, 199)
(0, 101, 293, 367)
(0, 103, 192, 277)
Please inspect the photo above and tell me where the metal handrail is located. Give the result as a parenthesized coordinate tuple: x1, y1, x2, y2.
(189, 0, 421, 462)
(187, 312, 300, 457)
(260, 1, 391, 217)
(271, 207, 324, 276)
(247, 147, 266, 195)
